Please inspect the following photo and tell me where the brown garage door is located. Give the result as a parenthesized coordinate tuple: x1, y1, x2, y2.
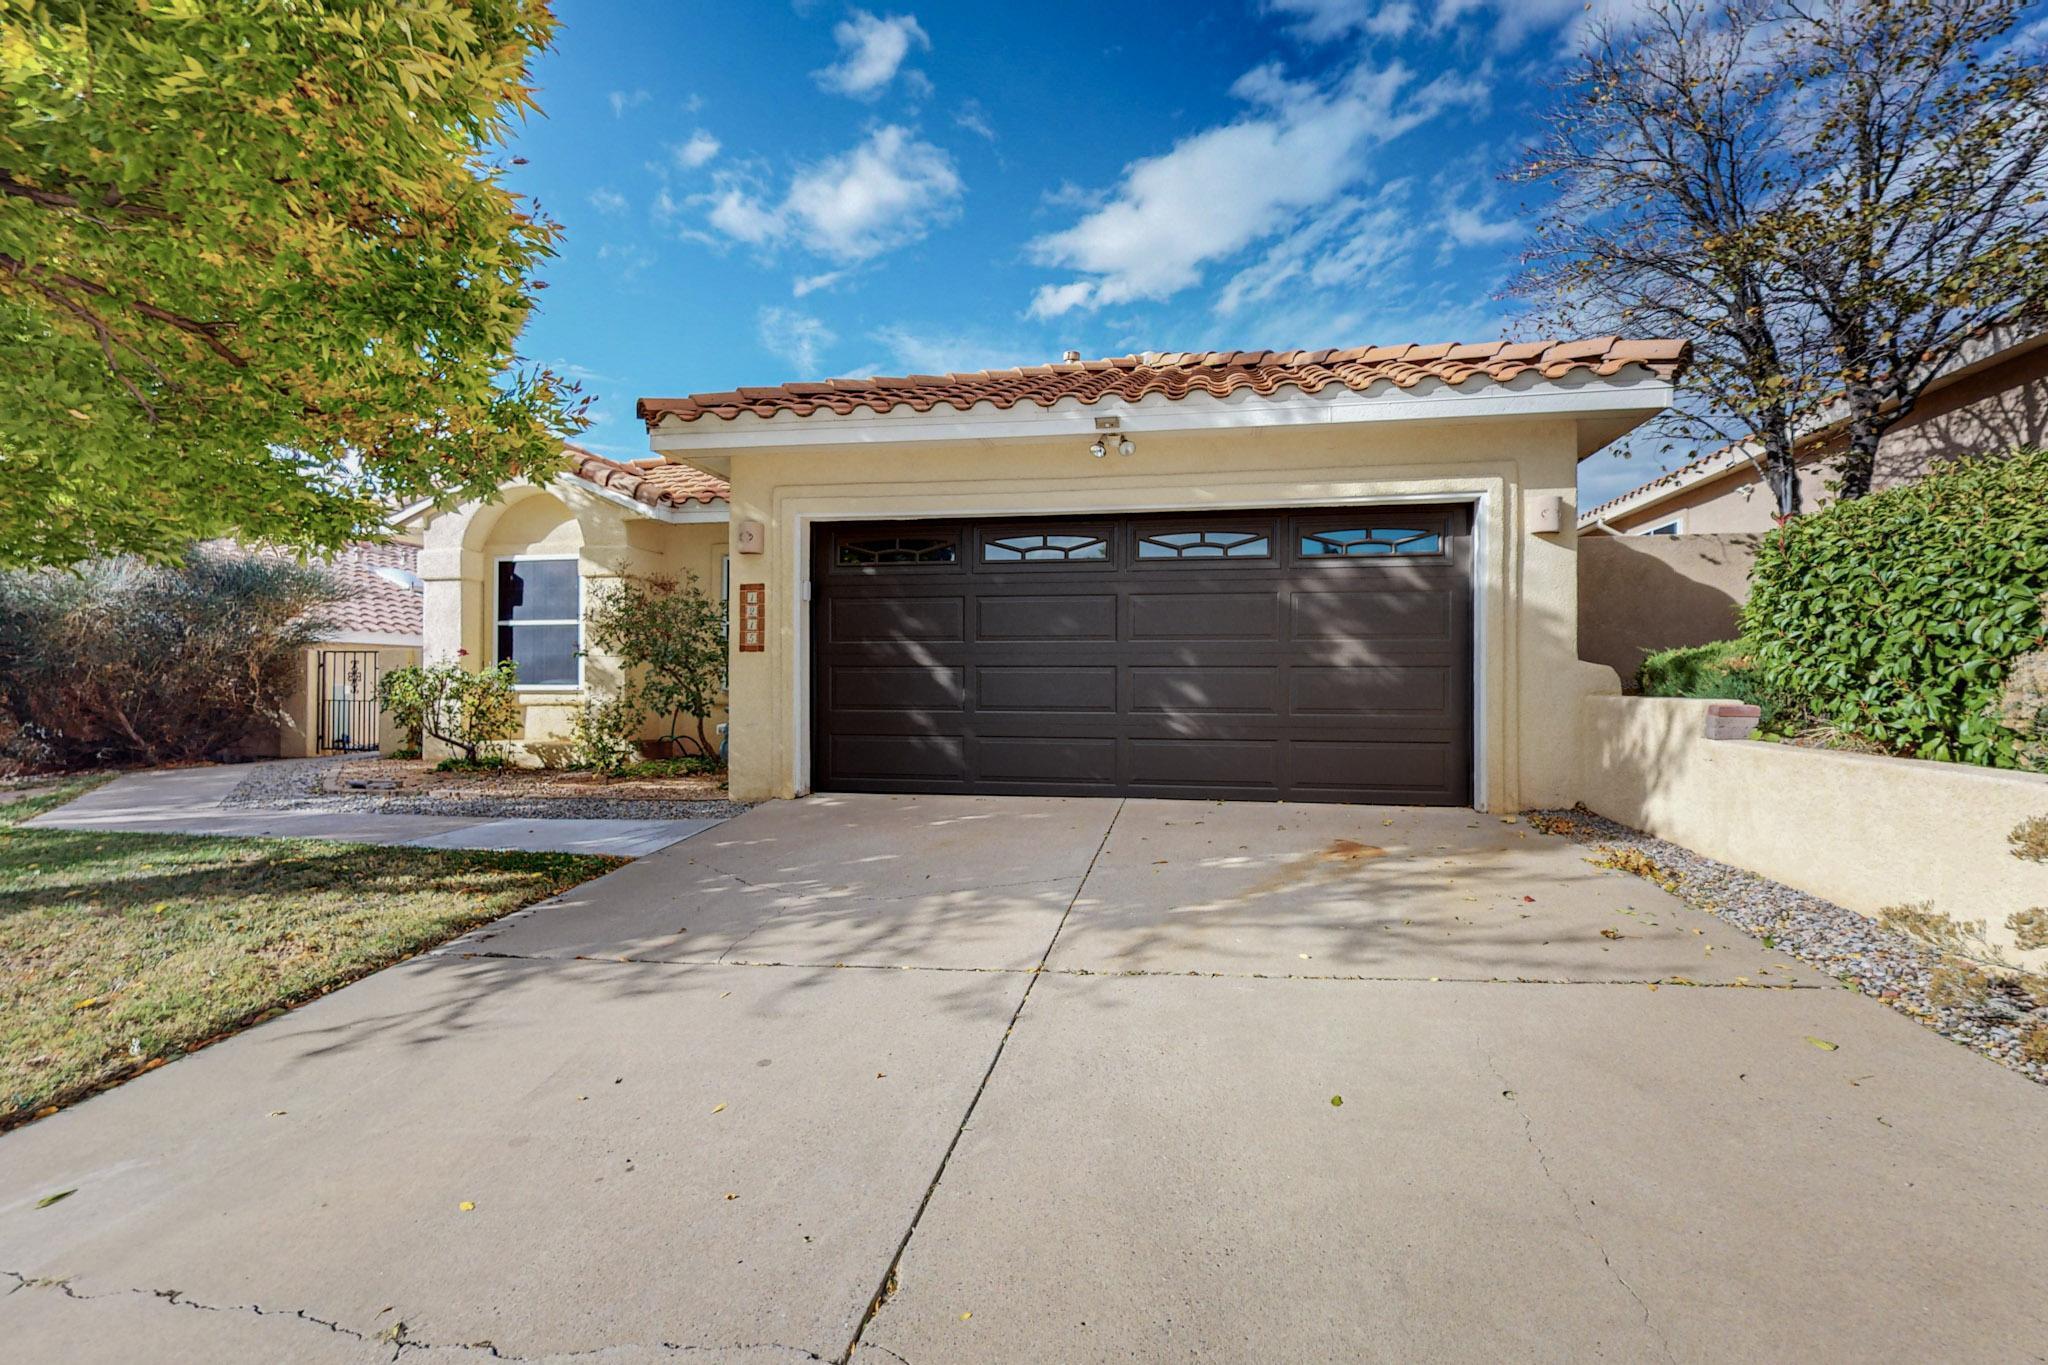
(810, 505, 1473, 804)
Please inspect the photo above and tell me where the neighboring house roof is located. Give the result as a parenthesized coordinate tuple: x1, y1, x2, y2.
(318, 542, 422, 641)
(564, 445, 729, 507)
(1580, 323, 2048, 529)
(636, 338, 1691, 428)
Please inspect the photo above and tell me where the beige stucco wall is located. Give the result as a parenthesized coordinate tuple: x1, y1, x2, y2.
(416, 480, 729, 765)
(1607, 341, 2048, 534)
(275, 642, 421, 758)
(712, 416, 1616, 810)
(1578, 534, 1761, 684)
(1580, 695, 2048, 970)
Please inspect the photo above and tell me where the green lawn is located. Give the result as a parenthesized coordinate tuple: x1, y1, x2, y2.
(1, 778, 619, 1127)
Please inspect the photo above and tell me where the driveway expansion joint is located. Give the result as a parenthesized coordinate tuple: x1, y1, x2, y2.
(838, 798, 1127, 1365)
(4, 1268, 835, 1362)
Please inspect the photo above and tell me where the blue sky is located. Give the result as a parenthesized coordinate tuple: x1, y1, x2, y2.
(502, 0, 1673, 504)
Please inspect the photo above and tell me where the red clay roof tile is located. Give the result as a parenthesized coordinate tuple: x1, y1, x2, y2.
(563, 444, 728, 508)
(636, 339, 1690, 430)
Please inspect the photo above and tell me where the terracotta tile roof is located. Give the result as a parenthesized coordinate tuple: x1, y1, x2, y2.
(636, 338, 1691, 428)
(563, 444, 729, 507)
(318, 542, 423, 640)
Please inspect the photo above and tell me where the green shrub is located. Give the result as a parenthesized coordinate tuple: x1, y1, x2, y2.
(1743, 450, 2048, 768)
(0, 547, 343, 768)
(377, 660, 520, 764)
(584, 573, 726, 759)
(568, 692, 642, 776)
(1635, 639, 1798, 729)
(622, 755, 722, 780)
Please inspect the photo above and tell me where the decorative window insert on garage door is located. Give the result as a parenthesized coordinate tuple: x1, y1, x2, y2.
(809, 506, 1474, 805)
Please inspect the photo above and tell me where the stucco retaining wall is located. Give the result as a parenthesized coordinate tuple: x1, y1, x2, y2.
(1578, 695, 2048, 968)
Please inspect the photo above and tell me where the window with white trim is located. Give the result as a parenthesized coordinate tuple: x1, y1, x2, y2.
(495, 558, 580, 686)
(1640, 519, 1682, 537)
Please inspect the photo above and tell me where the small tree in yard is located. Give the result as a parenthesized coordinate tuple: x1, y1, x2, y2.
(0, 547, 343, 768)
(584, 574, 726, 761)
(377, 661, 521, 766)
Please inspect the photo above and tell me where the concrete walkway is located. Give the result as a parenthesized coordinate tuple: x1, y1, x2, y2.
(24, 764, 719, 857)
(2, 795, 2044, 1363)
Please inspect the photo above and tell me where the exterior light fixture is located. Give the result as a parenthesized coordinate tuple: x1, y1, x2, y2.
(1117, 436, 1135, 457)
(1089, 439, 1107, 458)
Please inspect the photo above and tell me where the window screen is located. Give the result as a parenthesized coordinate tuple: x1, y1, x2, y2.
(496, 559, 580, 685)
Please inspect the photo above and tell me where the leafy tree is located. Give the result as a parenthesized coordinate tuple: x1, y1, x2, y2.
(0, 0, 584, 568)
(584, 573, 726, 761)
(377, 660, 520, 764)
(1516, 0, 1823, 519)
(0, 546, 343, 767)
(1770, 0, 2048, 497)
(1518, 0, 2048, 517)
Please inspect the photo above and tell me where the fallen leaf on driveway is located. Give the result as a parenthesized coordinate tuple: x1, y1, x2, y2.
(725, 1193, 739, 1200)
(1600, 928, 1622, 940)
(36, 1189, 75, 1208)
(1330, 1095, 1344, 1107)
(961, 1311, 973, 1321)
(1806, 1037, 1839, 1051)
(711, 1103, 726, 1114)
(459, 1202, 475, 1212)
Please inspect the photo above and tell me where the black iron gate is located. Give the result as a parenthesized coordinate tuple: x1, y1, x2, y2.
(315, 650, 382, 754)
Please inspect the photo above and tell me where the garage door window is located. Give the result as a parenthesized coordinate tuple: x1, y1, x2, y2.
(837, 534, 958, 567)
(495, 557, 580, 687)
(1136, 529, 1271, 559)
(981, 531, 1109, 562)
(1300, 526, 1443, 558)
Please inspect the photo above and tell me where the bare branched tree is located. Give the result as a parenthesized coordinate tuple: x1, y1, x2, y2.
(1772, 0, 2048, 497)
(1514, 0, 1825, 520)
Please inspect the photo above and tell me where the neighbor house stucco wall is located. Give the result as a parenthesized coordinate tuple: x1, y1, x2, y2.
(1604, 340, 2048, 534)
(709, 417, 1614, 810)
(416, 480, 729, 764)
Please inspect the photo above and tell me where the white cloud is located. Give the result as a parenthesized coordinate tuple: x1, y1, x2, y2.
(1027, 59, 1488, 317)
(706, 185, 784, 246)
(702, 125, 963, 264)
(954, 100, 996, 142)
(587, 187, 629, 216)
(596, 242, 654, 282)
(813, 11, 931, 99)
(1433, 0, 1663, 48)
(1262, 0, 1417, 42)
(609, 89, 650, 118)
(793, 267, 850, 297)
(673, 130, 721, 170)
(870, 324, 1043, 375)
(758, 306, 837, 374)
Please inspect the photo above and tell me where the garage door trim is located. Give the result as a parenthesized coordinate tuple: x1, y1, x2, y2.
(796, 492, 1489, 805)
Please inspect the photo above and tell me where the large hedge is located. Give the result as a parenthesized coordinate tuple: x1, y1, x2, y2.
(1742, 449, 2048, 767)
(0, 548, 342, 769)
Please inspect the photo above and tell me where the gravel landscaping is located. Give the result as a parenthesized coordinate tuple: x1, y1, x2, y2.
(222, 757, 751, 822)
(1532, 807, 2048, 1086)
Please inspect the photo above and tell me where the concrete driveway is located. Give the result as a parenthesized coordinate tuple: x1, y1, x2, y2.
(3, 795, 2044, 1363)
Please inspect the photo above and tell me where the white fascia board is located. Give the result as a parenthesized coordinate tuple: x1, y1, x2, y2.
(554, 471, 730, 524)
(647, 371, 1677, 455)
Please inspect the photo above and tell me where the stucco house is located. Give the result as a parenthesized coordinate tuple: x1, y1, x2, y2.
(1582, 325, 2048, 535)
(407, 339, 1689, 812)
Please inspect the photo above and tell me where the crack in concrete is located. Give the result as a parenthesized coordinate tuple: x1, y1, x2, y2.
(1473, 1047, 1676, 1364)
(837, 799, 1128, 1365)
(4, 1269, 832, 1361)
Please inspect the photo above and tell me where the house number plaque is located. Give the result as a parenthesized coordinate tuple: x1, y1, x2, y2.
(737, 583, 766, 652)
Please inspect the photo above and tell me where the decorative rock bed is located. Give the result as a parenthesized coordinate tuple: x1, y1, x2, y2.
(223, 757, 752, 823)
(1531, 806, 2048, 1087)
